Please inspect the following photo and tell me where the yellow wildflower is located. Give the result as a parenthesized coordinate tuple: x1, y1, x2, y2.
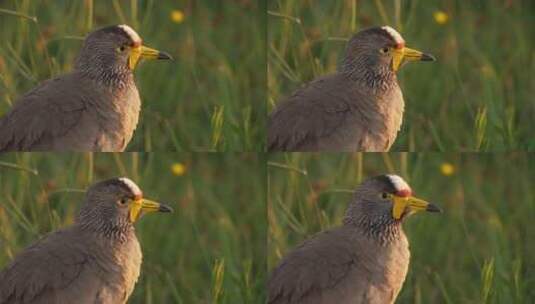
(170, 10, 185, 24)
(440, 162, 455, 176)
(433, 10, 449, 25)
(171, 162, 187, 176)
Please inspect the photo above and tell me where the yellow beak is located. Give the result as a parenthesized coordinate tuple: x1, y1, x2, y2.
(392, 195, 442, 220)
(128, 45, 173, 70)
(392, 46, 435, 71)
(129, 198, 173, 223)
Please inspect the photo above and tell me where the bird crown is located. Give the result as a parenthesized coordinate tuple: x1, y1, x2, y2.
(117, 24, 142, 46)
(380, 26, 405, 48)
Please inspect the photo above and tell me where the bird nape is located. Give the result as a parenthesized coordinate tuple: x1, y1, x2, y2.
(0, 177, 173, 304)
(268, 174, 441, 304)
(0, 24, 172, 152)
(267, 25, 435, 152)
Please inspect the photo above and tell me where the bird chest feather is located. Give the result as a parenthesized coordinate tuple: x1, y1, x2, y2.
(115, 85, 141, 145)
(96, 83, 141, 150)
(92, 233, 142, 303)
(382, 234, 410, 299)
(375, 85, 404, 149)
(113, 235, 142, 301)
(352, 232, 410, 304)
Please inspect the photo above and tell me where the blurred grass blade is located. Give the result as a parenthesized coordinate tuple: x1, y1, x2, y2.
(0, 8, 37, 22)
(481, 258, 494, 303)
(267, 161, 307, 176)
(373, 0, 390, 25)
(165, 272, 184, 304)
(211, 258, 225, 303)
(434, 272, 454, 304)
(475, 106, 488, 150)
(381, 153, 396, 173)
(354, 153, 363, 183)
(84, 0, 93, 30)
(267, 11, 301, 24)
(428, 120, 445, 151)
(111, 0, 127, 23)
(211, 105, 225, 150)
(350, 0, 357, 32)
(0, 161, 38, 175)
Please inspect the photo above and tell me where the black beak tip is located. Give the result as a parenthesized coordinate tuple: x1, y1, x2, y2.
(421, 53, 436, 62)
(158, 52, 173, 60)
(159, 204, 174, 213)
(426, 203, 443, 213)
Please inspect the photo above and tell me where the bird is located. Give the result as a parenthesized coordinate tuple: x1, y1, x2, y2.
(268, 174, 442, 304)
(268, 26, 435, 152)
(0, 25, 172, 152)
(0, 177, 173, 304)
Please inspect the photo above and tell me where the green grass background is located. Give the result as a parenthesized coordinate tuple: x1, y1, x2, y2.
(0, 0, 266, 151)
(268, 153, 535, 303)
(0, 153, 266, 303)
(268, 0, 535, 151)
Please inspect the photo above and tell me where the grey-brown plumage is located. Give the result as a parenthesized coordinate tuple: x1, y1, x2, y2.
(0, 25, 171, 152)
(268, 26, 435, 152)
(268, 174, 442, 304)
(0, 177, 173, 304)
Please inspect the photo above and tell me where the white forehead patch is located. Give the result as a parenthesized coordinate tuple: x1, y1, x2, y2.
(381, 26, 405, 45)
(386, 174, 411, 191)
(118, 24, 142, 44)
(118, 177, 142, 197)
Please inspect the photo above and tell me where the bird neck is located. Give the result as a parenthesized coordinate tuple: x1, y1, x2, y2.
(77, 214, 135, 244)
(343, 213, 403, 246)
(340, 60, 397, 94)
(75, 64, 135, 91)
(79, 221, 135, 243)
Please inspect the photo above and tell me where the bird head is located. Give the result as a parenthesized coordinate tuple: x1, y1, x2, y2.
(75, 25, 172, 80)
(341, 26, 435, 82)
(347, 174, 441, 223)
(79, 177, 173, 234)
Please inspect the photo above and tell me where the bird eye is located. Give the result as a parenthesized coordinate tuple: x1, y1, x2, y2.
(118, 198, 130, 205)
(380, 47, 390, 54)
(117, 46, 126, 52)
(381, 193, 390, 199)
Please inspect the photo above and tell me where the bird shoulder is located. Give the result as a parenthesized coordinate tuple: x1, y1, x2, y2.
(268, 228, 358, 303)
(0, 228, 90, 303)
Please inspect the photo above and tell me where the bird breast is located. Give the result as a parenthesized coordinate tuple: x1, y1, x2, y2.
(114, 235, 142, 302)
(384, 234, 410, 298)
(96, 83, 141, 151)
(352, 231, 410, 303)
(374, 84, 404, 150)
(116, 85, 141, 146)
(92, 233, 142, 303)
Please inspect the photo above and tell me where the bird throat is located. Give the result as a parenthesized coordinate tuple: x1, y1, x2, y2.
(346, 213, 403, 246)
(98, 68, 134, 90)
(78, 215, 135, 243)
(341, 59, 397, 94)
(76, 62, 135, 91)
